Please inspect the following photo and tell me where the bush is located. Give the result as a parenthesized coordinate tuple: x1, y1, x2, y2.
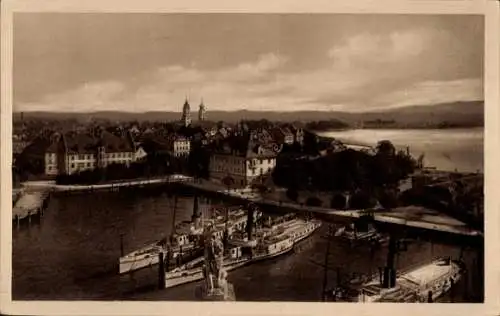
(377, 190, 399, 209)
(286, 188, 299, 202)
(330, 193, 347, 209)
(305, 197, 322, 207)
(349, 191, 376, 209)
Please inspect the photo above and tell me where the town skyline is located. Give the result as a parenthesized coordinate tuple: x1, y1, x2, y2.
(14, 13, 483, 113)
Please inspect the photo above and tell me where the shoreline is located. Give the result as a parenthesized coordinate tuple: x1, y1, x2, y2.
(180, 179, 483, 239)
(311, 126, 483, 132)
(21, 175, 193, 192)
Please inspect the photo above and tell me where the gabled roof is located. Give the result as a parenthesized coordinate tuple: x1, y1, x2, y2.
(212, 131, 281, 159)
(64, 133, 97, 154)
(97, 130, 134, 153)
(60, 130, 134, 155)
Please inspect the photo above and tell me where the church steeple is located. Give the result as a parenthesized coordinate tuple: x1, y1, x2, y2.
(198, 98, 206, 121)
(181, 96, 191, 127)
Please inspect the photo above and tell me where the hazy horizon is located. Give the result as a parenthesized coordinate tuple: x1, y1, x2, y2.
(14, 13, 484, 113)
(11, 100, 485, 114)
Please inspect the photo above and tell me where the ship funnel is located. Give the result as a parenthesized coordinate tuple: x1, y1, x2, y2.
(246, 204, 255, 240)
(192, 195, 200, 221)
(382, 236, 397, 288)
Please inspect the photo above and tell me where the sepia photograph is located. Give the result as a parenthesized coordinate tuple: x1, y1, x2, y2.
(1, 1, 498, 315)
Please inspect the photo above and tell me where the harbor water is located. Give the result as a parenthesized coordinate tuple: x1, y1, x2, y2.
(12, 188, 483, 302)
(316, 128, 483, 173)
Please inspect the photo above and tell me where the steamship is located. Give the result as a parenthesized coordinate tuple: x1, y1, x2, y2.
(328, 257, 465, 303)
(119, 196, 261, 274)
(163, 216, 322, 289)
(354, 257, 463, 302)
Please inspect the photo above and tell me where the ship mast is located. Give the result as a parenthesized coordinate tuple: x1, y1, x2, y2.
(381, 234, 407, 289)
(223, 206, 229, 249)
(192, 194, 200, 221)
(170, 195, 178, 243)
(246, 203, 255, 240)
(168, 195, 179, 269)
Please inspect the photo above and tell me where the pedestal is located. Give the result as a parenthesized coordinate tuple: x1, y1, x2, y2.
(195, 282, 236, 301)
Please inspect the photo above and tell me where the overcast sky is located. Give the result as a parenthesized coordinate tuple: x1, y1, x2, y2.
(13, 13, 483, 113)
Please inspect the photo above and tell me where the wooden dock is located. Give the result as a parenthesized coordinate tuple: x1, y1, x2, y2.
(12, 189, 50, 224)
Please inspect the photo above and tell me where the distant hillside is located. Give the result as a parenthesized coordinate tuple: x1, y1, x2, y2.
(13, 100, 484, 128)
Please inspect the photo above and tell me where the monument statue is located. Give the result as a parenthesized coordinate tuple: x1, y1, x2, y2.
(196, 223, 235, 300)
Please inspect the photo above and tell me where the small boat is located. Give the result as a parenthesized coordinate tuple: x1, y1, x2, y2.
(338, 257, 464, 302)
(163, 218, 322, 289)
(338, 221, 385, 244)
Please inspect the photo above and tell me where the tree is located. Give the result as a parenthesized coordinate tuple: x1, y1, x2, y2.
(376, 140, 396, 157)
(305, 197, 322, 207)
(377, 189, 399, 209)
(286, 188, 299, 202)
(252, 183, 270, 195)
(330, 193, 347, 209)
(349, 190, 376, 209)
(222, 175, 235, 191)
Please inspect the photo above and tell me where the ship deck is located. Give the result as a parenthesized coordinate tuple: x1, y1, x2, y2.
(399, 261, 455, 288)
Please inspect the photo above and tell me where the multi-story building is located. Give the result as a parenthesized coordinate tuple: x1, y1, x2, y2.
(43, 130, 137, 175)
(166, 134, 191, 157)
(134, 145, 148, 161)
(208, 131, 282, 188)
(271, 126, 294, 145)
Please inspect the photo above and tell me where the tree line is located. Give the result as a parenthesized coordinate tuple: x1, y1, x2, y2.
(273, 140, 417, 209)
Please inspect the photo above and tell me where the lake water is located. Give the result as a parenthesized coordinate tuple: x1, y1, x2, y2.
(12, 188, 483, 302)
(316, 128, 483, 173)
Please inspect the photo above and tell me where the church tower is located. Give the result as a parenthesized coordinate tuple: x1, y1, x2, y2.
(198, 99, 206, 121)
(181, 97, 192, 127)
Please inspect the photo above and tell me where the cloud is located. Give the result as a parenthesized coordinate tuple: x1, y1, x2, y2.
(15, 30, 483, 114)
(370, 78, 483, 111)
(16, 81, 127, 112)
(327, 29, 429, 69)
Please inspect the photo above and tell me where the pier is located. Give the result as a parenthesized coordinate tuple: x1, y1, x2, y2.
(16, 172, 483, 243)
(12, 188, 50, 225)
(182, 177, 483, 246)
(20, 175, 194, 193)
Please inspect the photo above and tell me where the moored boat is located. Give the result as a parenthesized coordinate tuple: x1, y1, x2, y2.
(118, 198, 260, 274)
(337, 219, 385, 244)
(334, 257, 464, 302)
(163, 217, 322, 289)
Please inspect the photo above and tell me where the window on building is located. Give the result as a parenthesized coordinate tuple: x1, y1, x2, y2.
(71, 163, 75, 168)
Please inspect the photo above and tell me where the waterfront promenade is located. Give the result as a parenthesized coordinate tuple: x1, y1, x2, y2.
(183, 178, 482, 239)
(18, 174, 482, 239)
(20, 175, 193, 192)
